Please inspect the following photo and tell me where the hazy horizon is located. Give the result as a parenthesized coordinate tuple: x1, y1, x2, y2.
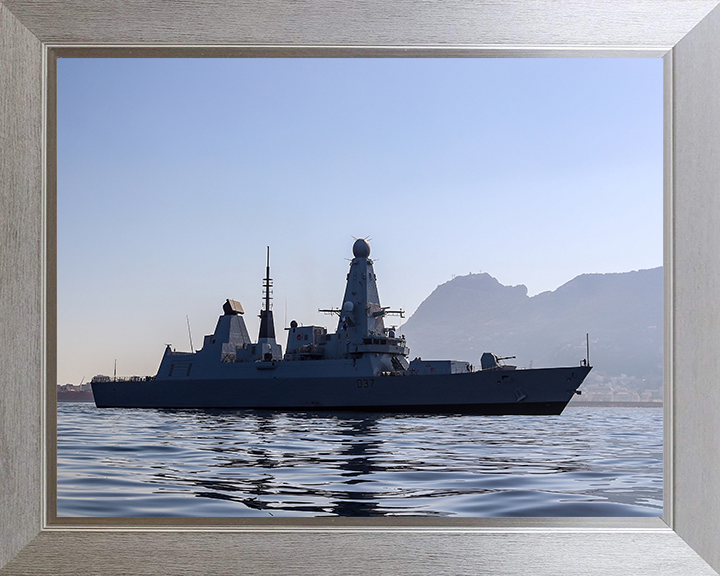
(58, 58, 662, 384)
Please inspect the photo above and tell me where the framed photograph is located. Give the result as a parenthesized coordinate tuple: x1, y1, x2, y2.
(53, 56, 664, 519)
(2, 1, 720, 574)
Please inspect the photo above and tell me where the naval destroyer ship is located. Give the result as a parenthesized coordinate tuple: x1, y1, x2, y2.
(92, 239, 591, 414)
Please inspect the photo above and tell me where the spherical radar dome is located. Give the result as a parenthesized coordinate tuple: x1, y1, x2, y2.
(352, 238, 371, 258)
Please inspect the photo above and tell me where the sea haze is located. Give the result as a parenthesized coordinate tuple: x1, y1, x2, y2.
(57, 403, 662, 517)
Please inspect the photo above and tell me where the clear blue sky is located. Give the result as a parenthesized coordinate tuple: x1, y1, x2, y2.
(57, 58, 662, 384)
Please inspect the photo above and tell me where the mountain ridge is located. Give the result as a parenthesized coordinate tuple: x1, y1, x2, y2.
(399, 267, 662, 387)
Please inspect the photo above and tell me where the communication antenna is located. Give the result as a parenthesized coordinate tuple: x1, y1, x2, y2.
(186, 315, 194, 353)
(113, 359, 117, 381)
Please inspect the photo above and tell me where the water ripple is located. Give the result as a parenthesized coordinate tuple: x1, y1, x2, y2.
(57, 404, 662, 517)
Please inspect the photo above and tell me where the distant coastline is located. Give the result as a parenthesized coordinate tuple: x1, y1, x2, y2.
(57, 393, 94, 402)
(57, 384, 93, 403)
(568, 400, 662, 408)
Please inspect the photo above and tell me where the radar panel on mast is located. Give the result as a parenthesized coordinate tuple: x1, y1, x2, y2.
(223, 299, 244, 315)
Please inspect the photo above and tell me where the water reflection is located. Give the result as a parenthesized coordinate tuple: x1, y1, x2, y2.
(150, 410, 393, 515)
(57, 405, 663, 517)
(322, 415, 385, 516)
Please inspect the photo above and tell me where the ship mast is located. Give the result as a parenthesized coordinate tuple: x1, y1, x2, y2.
(258, 246, 276, 342)
(264, 246, 271, 314)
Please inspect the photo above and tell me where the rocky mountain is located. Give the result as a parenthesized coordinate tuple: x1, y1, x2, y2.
(399, 267, 662, 386)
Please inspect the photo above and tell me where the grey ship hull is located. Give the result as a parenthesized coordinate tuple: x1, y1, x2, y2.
(92, 365, 590, 415)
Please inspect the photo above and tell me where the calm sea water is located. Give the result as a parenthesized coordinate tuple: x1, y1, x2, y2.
(57, 403, 662, 517)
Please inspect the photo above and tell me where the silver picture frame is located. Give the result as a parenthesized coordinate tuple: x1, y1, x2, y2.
(2, 1, 720, 574)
